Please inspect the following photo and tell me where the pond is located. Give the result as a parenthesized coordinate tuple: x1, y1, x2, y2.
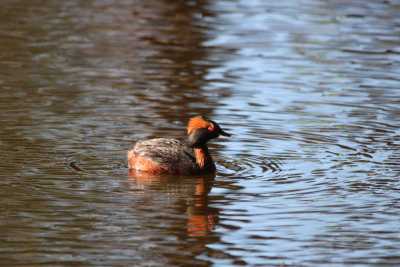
(1, 0, 400, 266)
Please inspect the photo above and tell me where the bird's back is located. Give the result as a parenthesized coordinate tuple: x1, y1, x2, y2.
(127, 138, 197, 174)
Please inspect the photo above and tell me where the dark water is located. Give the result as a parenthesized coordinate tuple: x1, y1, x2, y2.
(1, 0, 400, 266)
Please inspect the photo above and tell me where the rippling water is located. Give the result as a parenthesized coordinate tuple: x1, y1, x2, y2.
(1, 0, 400, 266)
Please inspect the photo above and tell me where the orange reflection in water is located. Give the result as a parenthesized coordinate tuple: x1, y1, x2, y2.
(128, 170, 218, 237)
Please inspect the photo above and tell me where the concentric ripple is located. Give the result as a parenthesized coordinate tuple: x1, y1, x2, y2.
(217, 155, 282, 177)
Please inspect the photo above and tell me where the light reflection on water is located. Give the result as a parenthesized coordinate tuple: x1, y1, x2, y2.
(1, 0, 400, 266)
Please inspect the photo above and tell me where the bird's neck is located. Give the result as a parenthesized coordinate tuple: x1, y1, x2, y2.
(194, 145, 213, 170)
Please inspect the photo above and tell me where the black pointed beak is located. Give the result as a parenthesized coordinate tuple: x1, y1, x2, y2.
(220, 129, 231, 137)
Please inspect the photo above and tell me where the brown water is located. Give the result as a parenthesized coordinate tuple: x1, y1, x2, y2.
(1, 0, 400, 266)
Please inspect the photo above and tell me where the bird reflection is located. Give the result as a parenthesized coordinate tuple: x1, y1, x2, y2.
(128, 170, 218, 237)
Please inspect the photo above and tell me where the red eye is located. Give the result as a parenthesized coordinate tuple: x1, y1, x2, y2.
(207, 123, 214, 132)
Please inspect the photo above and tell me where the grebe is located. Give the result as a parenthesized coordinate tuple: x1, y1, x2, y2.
(127, 116, 231, 175)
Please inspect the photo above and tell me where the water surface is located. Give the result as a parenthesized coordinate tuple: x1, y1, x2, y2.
(1, 0, 400, 266)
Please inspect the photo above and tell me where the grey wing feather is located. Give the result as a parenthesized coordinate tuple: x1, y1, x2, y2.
(133, 138, 185, 165)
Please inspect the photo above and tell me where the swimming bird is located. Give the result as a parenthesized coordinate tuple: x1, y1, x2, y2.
(127, 116, 231, 175)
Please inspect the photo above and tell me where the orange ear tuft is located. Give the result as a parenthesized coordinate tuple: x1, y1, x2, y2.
(187, 116, 211, 134)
